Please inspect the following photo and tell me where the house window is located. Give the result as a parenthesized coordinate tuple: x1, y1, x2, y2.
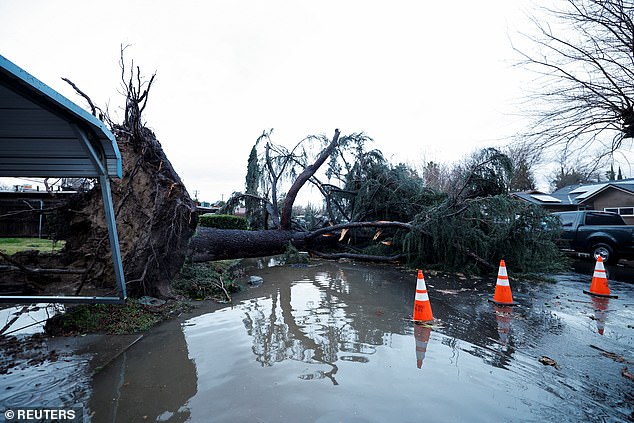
(603, 207, 634, 216)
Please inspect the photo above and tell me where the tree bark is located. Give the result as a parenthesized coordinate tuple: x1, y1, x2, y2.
(189, 227, 307, 262)
(189, 220, 408, 262)
(279, 129, 341, 230)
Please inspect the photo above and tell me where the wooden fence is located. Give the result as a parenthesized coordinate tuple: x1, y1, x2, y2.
(0, 194, 71, 238)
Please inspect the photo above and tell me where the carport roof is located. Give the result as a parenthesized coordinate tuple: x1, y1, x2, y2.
(0, 54, 121, 178)
(0, 55, 126, 304)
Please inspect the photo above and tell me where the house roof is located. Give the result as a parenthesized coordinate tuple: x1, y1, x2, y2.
(0, 54, 121, 178)
(512, 190, 576, 207)
(513, 179, 634, 207)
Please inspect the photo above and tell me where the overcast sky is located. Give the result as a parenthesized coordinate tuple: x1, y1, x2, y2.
(1, 0, 539, 201)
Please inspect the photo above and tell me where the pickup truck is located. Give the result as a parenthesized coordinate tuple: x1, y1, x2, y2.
(553, 210, 634, 264)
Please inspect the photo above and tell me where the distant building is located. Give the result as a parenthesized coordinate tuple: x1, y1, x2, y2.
(512, 179, 634, 224)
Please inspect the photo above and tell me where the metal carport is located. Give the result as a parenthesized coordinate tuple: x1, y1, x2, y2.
(0, 54, 126, 304)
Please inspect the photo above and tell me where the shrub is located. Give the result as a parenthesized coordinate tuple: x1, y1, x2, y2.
(198, 214, 248, 230)
(44, 300, 189, 335)
(172, 261, 241, 300)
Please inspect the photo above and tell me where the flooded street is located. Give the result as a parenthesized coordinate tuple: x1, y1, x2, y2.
(3, 259, 634, 422)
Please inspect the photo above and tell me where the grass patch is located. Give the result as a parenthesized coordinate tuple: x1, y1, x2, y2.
(0, 238, 65, 255)
(44, 299, 190, 335)
(173, 260, 242, 301)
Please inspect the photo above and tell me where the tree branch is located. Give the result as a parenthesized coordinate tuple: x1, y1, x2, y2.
(280, 129, 341, 230)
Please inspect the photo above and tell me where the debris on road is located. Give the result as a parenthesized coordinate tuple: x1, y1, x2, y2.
(590, 345, 630, 364)
(539, 356, 560, 369)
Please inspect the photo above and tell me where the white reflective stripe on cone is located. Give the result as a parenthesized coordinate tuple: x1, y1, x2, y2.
(416, 279, 427, 291)
(415, 292, 429, 302)
(498, 266, 508, 277)
(496, 278, 510, 287)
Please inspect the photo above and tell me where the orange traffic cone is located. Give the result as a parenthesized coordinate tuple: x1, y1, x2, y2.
(583, 256, 618, 298)
(489, 260, 517, 306)
(414, 324, 432, 368)
(412, 270, 434, 322)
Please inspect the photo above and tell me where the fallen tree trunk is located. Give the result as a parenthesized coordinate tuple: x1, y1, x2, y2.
(189, 220, 414, 262)
(189, 227, 401, 263)
(188, 221, 411, 262)
(188, 218, 495, 270)
(189, 228, 307, 262)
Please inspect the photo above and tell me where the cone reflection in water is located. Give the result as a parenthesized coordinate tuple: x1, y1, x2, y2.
(584, 256, 618, 298)
(494, 305, 513, 345)
(412, 270, 434, 322)
(491, 260, 516, 306)
(414, 324, 432, 369)
(591, 296, 610, 335)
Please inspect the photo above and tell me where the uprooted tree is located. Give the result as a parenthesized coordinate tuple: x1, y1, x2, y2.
(60, 55, 198, 298)
(0, 52, 197, 299)
(192, 132, 565, 275)
(0, 52, 565, 300)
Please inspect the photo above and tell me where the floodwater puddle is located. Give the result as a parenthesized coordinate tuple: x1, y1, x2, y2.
(0, 304, 61, 336)
(88, 261, 633, 422)
(3, 260, 633, 422)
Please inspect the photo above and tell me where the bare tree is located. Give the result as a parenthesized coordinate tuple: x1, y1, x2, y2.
(516, 0, 634, 161)
(503, 142, 539, 192)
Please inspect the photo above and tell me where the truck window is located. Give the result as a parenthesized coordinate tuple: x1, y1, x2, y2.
(584, 212, 625, 225)
(557, 213, 576, 226)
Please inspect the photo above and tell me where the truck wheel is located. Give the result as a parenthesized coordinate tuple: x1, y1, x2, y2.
(591, 243, 618, 264)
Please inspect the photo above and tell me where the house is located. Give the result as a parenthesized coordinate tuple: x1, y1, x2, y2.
(512, 179, 634, 224)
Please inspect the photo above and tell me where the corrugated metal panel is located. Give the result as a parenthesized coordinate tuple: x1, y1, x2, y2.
(0, 54, 121, 178)
(0, 84, 36, 108)
(0, 109, 76, 138)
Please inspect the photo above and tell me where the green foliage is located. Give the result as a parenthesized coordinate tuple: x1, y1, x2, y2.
(283, 242, 310, 264)
(325, 145, 445, 223)
(233, 131, 566, 277)
(359, 241, 397, 257)
(295, 203, 325, 231)
(402, 195, 566, 274)
(172, 261, 241, 300)
(44, 300, 188, 335)
(455, 148, 513, 198)
(245, 144, 264, 229)
(348, 161, 444, 222)
(199, 214, 248, 230)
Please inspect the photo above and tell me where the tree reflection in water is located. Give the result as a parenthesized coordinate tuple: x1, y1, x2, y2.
(240, 267, 397, 385)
